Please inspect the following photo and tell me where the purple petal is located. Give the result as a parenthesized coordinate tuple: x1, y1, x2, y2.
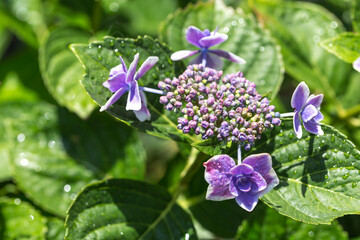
(125, 53, 139, 84)
(229, 164, 254, 176)
(109, 57, 127, 77)
(206, 185, 234, 201)
(205, 52, 223, 69)
(189, 52, 204, 65)
(133, 91, 151, 122)
(313, 111, 324, 122)
(242, 153, 272, 175)
(100, 87, 128, 112)
(203, 155, 236, 187)
(353, 56, 360, 72)
(103, 73, 127, 92)
(258, 168, 279, 198)
(135, 56, 159, 80)
(229, 178, 251, 196)
(238, 179, 251, 192)
(303, 120, 324, 136)
(306, 94, 323, 109)
(235, 192, 259, 212)
(294, 112, 302, 139)
(301, 105, 318, 122)
(199, 33, 228, 48)
(171, 50, 199, 61)
(126, 81, 141, 111)
(250, 171, 267, 192)
(209, 49, 246, 64)
(291, 81, 309, 110)
(186, 26, 206, 48)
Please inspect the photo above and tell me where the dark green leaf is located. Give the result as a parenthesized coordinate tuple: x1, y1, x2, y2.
(159, 0, 284, 99)
(65, 179, 197, 240)
(71, 35, 193, 142)
(319, 32, 360, 63)
(246, 119, 360, 224)
(39, 28, 97, 119)
(352, 0, 360, 32)
(191, 138, 231, 156)
(0, 198, 47, 239)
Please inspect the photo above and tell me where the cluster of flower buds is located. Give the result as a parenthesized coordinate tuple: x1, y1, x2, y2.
(158, 64, 281, 151)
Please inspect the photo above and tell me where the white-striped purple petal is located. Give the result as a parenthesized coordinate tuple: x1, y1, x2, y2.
(229, 164, 254, 176)
(125, 53, 139, 84)
(135, 56, 159, 80)
(205, 52, 223, 69)
(199, 33, 228, 48)
(99, 87, 128, 112)
(235, 192, 259, 212)
(186, 26, 205, 48)
(291, 81, 310, 110)
(250, 172, 267, 192)
(242, 153, 272, 175)
(353, 56, 360, 72)
(303, 120, 324, 136)
(294, 112, 302, 139)
(209, 49, 246, 64)
(305, 94, 323, 109)
(109, 57, 127, 77)
(258, 168, 279, 198)
(133, 91, 151, 122)
(313, 111, 324, 122)
(301, 105, 318, 122)
(171, 50, 199, 61)
(206, 184, 234, 201)
(203, 155, 236, 187)
(126, 81, 141, 111)
(103, 73, 127, 92)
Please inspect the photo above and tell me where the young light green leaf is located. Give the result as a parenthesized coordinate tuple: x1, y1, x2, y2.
(39, 28, 97, 119)
(65, 179, 198, 240)
(246, 119, 360, 224)
(319, 32, 360, 63)
(70, 35, 193, 142)
(352, 0, 360, 32)
(46, 218, 66, 240)
(159, 0, 284, 99)
(0, 198, 47, 239)
(3, 102, 146, 217)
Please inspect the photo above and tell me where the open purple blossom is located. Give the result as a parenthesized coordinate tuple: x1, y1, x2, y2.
(100, 53, 158, 122)
(291, 81, 324, 139)
(203, 153, 279, 212)
(171, 26, 246, 69)
(353, 56, 360, 73)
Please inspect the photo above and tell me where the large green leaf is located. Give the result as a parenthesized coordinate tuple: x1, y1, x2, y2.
(65, 179, 197, 240)
(352, 0, 360, 32)
(159, 0, 284, 99)
(319, 32, 360, 63)
(71, 35, 194, 142)
(46, 218, 66, 240)
(244, 119, 360, 224)
(254, 1, 351, 105)
(0, 198, 47, 239)
(39, 28, 96, 119)
(236, 206, 348, 240)
(2, 102, 145, 217)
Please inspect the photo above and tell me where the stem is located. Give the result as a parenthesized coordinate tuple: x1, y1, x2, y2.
(139, 86, 165, 95)
(280, 112, 295, 118)
(237, 144, 242, 165)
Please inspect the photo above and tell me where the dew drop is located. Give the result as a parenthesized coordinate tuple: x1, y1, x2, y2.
(20, 158, 28, 166)
(331, 135, 335, 142)
(17, 133, 26, 143)
(330, 21, 338, 29)
(325, 175, 328, 179)
(64, 184, 71, 192)
(70, 193, 77, 200)
(238, 18, 245, 24)
(308, 230, 314, 237)
(289, 132, 294, 139)
(223, 27, 229, 33)
(339, 159, 343, 164)
(259, 46, 265, 52)
(14, 198, 21, 205)
(344, 152, 350, 158)
(342, 173, 350, 180)
(293, 170, 298, 175)
(319, 140, 325, 147)
(120, 41, 125, 47)
(352, 182, 357, 188)
(334, 179, 338, 183)
(185, 233, 190, 240)
(109, 39, 114, 46)
(98, 55, 102, 61)
(30, 215, 34, 220)
(313, 35, 320, 43)
(231, 20, 238, 26)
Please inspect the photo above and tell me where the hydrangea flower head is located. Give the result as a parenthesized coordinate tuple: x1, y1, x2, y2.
(291, 81, 324, 139)
(203, 153, 279, 211)
(100, 53, 158, 122)
(171, 26, 245, 69)
(353, 56, 360, 73)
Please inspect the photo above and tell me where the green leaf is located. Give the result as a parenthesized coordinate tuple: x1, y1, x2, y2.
(191, 138, 231, 156)
(65, 179, 197, 240)
(236, 206, 348, 240)
(71, 35, 193, 142)
(0, 198, 47, 239)
(46, 218, 66, 240)
(352, 0, 360, 32)
(254, 1, 351, 105)
(0, 27, 10, 59)
(159, 0, 284, 99)
(2, 101, 145, 217)
(245, 119, 360, 224)
(39, 28, 97, 119)
(319, 32, 360, 63)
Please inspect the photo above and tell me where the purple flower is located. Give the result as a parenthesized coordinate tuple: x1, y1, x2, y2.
(353, 56, 360, 72)
(100, 53, 158, 122)
(170, 26, 245, 69)
(291, 82, 324, 139)
(203, 153, 279, 212)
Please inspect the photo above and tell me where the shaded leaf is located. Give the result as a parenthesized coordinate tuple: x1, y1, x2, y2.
(39, 28, 97, 119)
(65, 179, 197, 240)
(352, 0, 360, 32)
(46, 218, 66, 240)
(159, 0, 284, 99)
